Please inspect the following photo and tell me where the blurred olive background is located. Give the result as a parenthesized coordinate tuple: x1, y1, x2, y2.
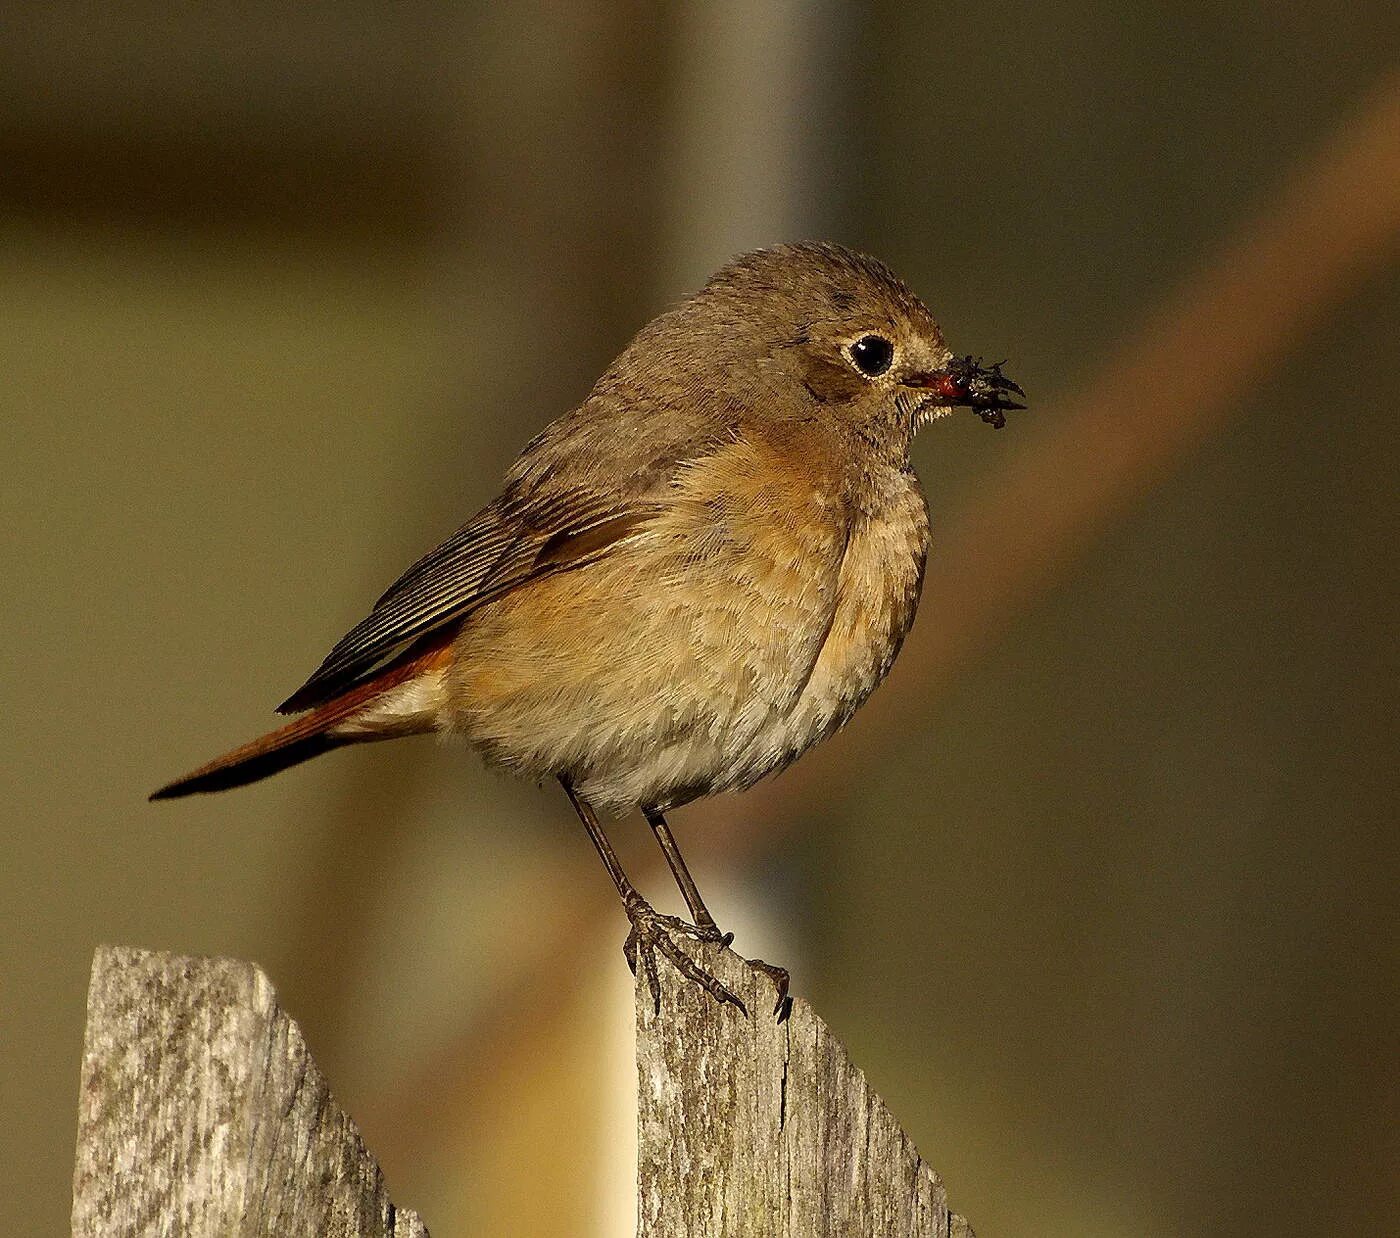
(3, 4, 1397, 1235)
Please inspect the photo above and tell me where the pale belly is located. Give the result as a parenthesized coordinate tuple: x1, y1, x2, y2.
(441, 464, 930, 817)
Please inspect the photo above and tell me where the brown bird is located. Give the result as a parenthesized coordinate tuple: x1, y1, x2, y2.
(151, 242, 1024, 1015)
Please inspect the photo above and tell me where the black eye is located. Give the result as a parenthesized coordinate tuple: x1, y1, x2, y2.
(849, 334, 894, 377)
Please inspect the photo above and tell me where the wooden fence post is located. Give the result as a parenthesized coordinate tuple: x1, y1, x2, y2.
(72, 943, 972, 1236)
(71, 946, 426, 1237)
(636, 942, 974, 1237)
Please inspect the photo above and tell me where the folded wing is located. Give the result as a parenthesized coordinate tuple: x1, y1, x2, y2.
(277, 485, 660, 714)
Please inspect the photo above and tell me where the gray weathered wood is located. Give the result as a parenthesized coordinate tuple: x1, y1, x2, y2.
(636, 943, 973, 1237)
(72, 946, 427, 1238)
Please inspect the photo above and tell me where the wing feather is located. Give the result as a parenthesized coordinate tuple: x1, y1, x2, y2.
(277, 487, 658, 713)
(276, 389, 740, 715)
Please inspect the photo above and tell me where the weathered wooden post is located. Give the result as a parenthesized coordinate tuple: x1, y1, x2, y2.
(72, 944, 971, 1235)
(636, 943, 974, 1237)
(71, 946, 426, 1237)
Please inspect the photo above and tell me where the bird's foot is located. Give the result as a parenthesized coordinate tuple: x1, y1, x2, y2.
(621, 897, 792, 1020)
(647, 908, 734, 949)
(623, 895, 746, 1016)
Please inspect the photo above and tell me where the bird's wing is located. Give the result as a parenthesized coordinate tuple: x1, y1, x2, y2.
(276, 483, 663, 714)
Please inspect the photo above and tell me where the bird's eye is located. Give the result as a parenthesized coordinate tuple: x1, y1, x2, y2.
(849, 334, 894, 377)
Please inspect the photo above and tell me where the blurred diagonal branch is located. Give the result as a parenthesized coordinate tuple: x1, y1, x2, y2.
(359, 70, 1400, 1167)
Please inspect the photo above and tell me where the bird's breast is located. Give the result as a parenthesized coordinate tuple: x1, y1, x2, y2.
(443, 436, 928, 815)
(718, 469, 929, 793)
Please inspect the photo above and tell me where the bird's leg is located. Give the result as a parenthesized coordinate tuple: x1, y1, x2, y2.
(560, 778, 745, 1016)
(642, 807, 731, 946)
(645, 806, 792, 1021)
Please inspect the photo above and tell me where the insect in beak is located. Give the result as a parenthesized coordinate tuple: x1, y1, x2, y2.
(903, 357, 1026, 428)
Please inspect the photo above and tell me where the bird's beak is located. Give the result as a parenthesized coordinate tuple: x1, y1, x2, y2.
(903, 357, 1026, 428)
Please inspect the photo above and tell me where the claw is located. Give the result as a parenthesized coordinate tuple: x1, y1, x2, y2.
(623, 929, 662, 1014)
(745, 957, 791, 1021)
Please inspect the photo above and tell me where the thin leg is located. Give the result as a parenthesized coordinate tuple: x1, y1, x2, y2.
(559, 778, 746, 1016)
(643, 807, 730, 944)
(561, 777, 633, 901)
(646, 804, 791, 1022)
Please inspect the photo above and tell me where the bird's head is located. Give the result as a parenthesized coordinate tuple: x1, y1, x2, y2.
(593, 242, 1030, 467)
(650, 241, 1024, 456)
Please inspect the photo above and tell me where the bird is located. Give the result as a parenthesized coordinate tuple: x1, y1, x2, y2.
(151, 241, 1024, 1016)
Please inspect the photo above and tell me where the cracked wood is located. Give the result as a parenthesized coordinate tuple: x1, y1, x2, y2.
(635, 942, 974, 1237)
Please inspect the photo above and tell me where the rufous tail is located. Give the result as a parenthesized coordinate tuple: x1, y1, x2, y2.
(150, 633, 454, 800)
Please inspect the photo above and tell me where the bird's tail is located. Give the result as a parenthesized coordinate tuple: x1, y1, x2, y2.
(149, 633, 455, 800)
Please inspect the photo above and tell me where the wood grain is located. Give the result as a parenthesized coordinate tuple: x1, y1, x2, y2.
(71, 946, 426, 1237)
(636, 943, 973, 1237)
